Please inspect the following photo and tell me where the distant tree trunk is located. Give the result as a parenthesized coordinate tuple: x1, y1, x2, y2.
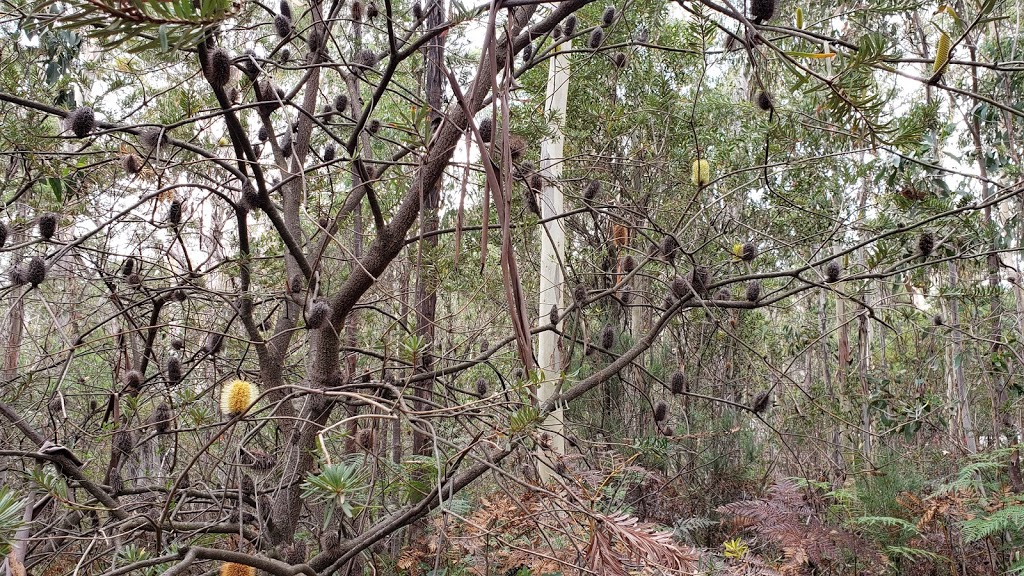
(947, 261, 978, 453)
(536, 39, 570, 482)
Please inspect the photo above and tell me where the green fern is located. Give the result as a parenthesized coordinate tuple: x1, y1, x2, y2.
(884, 545, 949, 563)
(960, 501, 1024, 543)
(847, 515, 921, 536)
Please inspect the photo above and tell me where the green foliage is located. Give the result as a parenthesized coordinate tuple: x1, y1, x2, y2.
(0, 488, 27, 556)
(301, 460, 366, 524)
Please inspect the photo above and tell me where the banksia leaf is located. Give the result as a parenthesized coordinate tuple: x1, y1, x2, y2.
(68, 106, 95, 138)
(25, 257, 46, 287)
(670, 371, 686, 394)
(563, 13, 577, 36)
(601, 324, 615, 349)
(602, 5, 616, 26)
(918, 232, 934, 257)
(206, 48, 232, 86)
(825, 261, 841, 283)
(274, 14, 292, 38)
(220, 563, 256, 576)
(166, 356, 182, 385)
(691, 158, 710, 186)
(306, 298, 331, 329)
(933, 31, 951, 76)
(745, 280, 761, 302)
(38, 213, 57, 240)
(220, 379, 259, 416)
(589, 27, 605, 49)
(750, 391, 771, 414)
(653, 400, 668, 422)
(476, 378, 488, 396)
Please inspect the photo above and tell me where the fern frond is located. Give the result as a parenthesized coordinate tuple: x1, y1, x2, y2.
(884, 545, 949, 563)
(960, 502, 1024, 543)
(847, 515, 921, 536)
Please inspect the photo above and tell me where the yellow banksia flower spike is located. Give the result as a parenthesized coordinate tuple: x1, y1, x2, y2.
(220, 379, 259, 416)
(220, 563, 256, 576)
(691, 158, 710, 187)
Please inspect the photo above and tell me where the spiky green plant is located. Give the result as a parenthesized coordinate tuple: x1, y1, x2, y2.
(0, 487, 27, 556)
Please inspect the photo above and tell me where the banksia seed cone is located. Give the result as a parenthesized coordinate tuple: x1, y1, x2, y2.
(933, 314, 943, 326)
(670, 371, 685, 394)
(750, 0, 775, 23)
(206, 48, 232, 86)
(119, 257, 134, 276)
(109, 469, 123, 494)
(529, 173, 543, 192)
(240, 50, 260, 78)
(367, 3, 379, 19)
(0, 222, 7, 248)
(322, 103, 334, 121)
(281, 132, 293, 157)
(279, 0, 292, 19)
(280, 47, 291, 63)
(168, 200, 182, 227)
(660, 234, 678, 260)
(741, 241, 757, 261)
(412, 2, 422, 18)
(220, 563, 256, 576)
(662, 425, 674, 437)
(574, 283, 587, 303)
(602, 5, 616, 26)
(38, 213, 57, 239)
(25, 257, 46, 287)
(274, 14, 292, 38)
(476, 378, 488, 396)
(671, 276, 690, 299)
(334, 93, 348, 113)
(690, 266, 712, 296)
(172, 289, 187, 302)
(524, 188, 540, 215)
(584, 179, 600, 202)
(351, 0, 363, 19)
(126, 272, 141, 287)
(306, 298, 331, 329)
(122, 154, 141, 174)
(918, 232, 934, 257)
(283, 541, 306, 565)
(68, 106, 95, 138)
(691, 158, 710, 186)
(653, 400, 668, 422)
(290, 274, 302, 294)
(171, 338, 183, 350)
(539, 432, 552, 449)
(613, 52, 627, 68)
(601, 324, 615, 349)
(477, 117, 495, 142)
(746, 280, 761, 302)
(750, 391, 771, 414)
(257, 125, 268, 141)
(933, 32, 951, 77)
(356, 428, 375, 451)
(355, 48, 378, 69)
(589, 27, 605, 50)
(368, 119, 381, 134)
(549, 305, 559, 326)
(479, 340, 489, 354)
(113, 429, 132, 456)
(825, 261, 841, 283)
(153, 402, 172, 433)
(622, 255, 636, 272)
(523, 43, 534, 63)
(125, 370, 143, 390)
(204, 332, 224, 355)
(140, 127, 167, 150)
(756, 91, 773, 111)
(308, 27, 322, 51)
(716, 288, 731, 301)
(620, 286, 632, 304)
(221, 379, 259, 416)
(323, 143, 336, 162)
(166, 356, 182, 385)
(563, 14, 577, 36)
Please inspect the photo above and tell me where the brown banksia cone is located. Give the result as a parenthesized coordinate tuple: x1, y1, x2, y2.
(716, 288, 731, 301)
(613, 52, 627, 68)
(279, 0, 292, 19)
(289, 273, 303, 294)
(622, 255, 636, 272)
(0, 222, 8, 248)
(113, 429, 133, 457)
(412, 2, 422, 19)
(553, 25, 563, 40)
(355, 48, 378, 70)
(280, 47, 291, 63)
(68, 106, 95, 138)
(121, 257, 135, 277)
(476, 377, 488, 396)
(671, 276, 690, 299)
(274, 14, 292, 38)
(653, 400, 668, 422)
(741, 241, 757, 261)
(205, 48, 232, 87)
(355, 427, 376, 451)
(602, 5, 616, 25)
(166, 356, 182, 385)
(25, 257, 46, 287)
(522, 42, 534, 63)
(933, 314, 943, 326)
(167, 200, 182, 227)
(825, 261, 841, 283)
(323, 143, 336, 163)
(574, 282, 588, 304)
(152, 402, 173, 433)
(126, 272, 141, 287)
(307, 27, 322, 51)
(756, 91, 773, 111)
(125, 370, 143, 390)
(601, 324, 615, 349)
(172, 289, 187, 302)
(283, 541, 306, 565)
(334, 93, 348, 114)
(204, 332, 224, 355)
(351, 0, 363, 19)
(109, 468, 123, 494)
(670, 371, 685, 394)
(366, 2, 379, 19)
(660, 234, 678, 263)
(745, 280, 761, 302)
(38, 213, 58, 240)
(306, 298, 331, 329)
(661, 425, 674, 437)
(918, 232, 934, 257)
(563, 13, 578, 36)
(524, 188, 540, 215)
(584, 179, 600, 203)
(139, 127, 168, 151)
(539, 432, 553, 449)
(549, 305, 560, 326)
(589, 27, 605, 50)
(690, 266, 712, 296)
(122, 154, 141, 174)
(367, 118, 381, 134)
(750, 390, 771, 414)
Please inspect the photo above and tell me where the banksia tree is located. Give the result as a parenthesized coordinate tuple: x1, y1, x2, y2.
(691, 158, 710, 186)
(205, 48, 232, 87)
(220, 379, 259, 416)
(37, 213, 57, 240)
(67, 106, 95, 138)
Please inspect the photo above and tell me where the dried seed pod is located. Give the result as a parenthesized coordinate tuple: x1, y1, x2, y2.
(323, 143, 336, 162)
(355, 428, 376, 451)
(933, 314, 944, 326)
(622, 255, 636, 272)
(355, 48, 378, 69)
(240, 180, 261, 212)
(334, 93, 348, 114)
(478, 117, 493, 142)
(691, 158, 710, 186)
(653, 400, 668, 422)
(756, 90, 773, 111)
(168, 200, 182, 227)
(745, 280, 761, 302)
(172, 289, 187, 302)
(552, 25, 563, 40)
(539, 432, 553, 449)
(588, 27, 605, 50)
(574, 283, 587, 303)
(124, 370, 143, 390)
(690, 266, 712, 296)
(367, 118, 381, 134)
(750, 0, 775, 23)
(741, 241, 757, 261)
(524, 188, 540, 215)
(476, 378, 488, 396)
(240, 49, 260, 78)
(307, 27, 322, 51)
(620, 285, 632, 304)
(601, 324, 615, 349)
(584, 179, 600, 202)
(613, 52, 628, 68)
(660, 234, 678, 262)
(220, 379, 259, 416)
(825, 261, 841, 283)
(274, 14, 292, 38)
(282, 542, 306, 565)
(152, 402, 173, 433)
(0, 222, 7, 248)
(563, 14, 578, 37)
(122, 154, 141, 174)
(206, 48, 232, 86)
(170, 338, 183, 350)
(25, 257, 46, 287)
(113, 429, 132, 456)
(321, 103, 334, 121)
(126, 272, 141, 287)
(289, 273, 303, 294)
(716, 288, 731, 301)
(671, 276, 690, 299)
(412, 2, 422, 19)
(280, 47, 291, 63)
(166, 356, 182, 385)
(522, 42, 534, 63)
(351, 0, 363, 19)
(204, 332, 224, 355)
(280, 131, 293, 157)
(279, 0, 292, 19)
(602, 5, 616, 26)
(68, 106, 95, 138)
(670, 371, 685, 394)
(750, 391, 771, 414)
(109, 469, 123, 494)
(918, 232, 934, 257)
(549, 305, 559, 326)
(366, 2, 379, 19)
(306, 298, 331, 329)
(140, 127, 168, 150)
(38, 213, 57, 240)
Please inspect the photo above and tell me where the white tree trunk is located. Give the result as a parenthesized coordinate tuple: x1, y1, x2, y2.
(536, 40, 571, 482)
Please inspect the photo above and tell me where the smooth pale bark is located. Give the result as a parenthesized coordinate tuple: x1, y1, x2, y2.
(536, 40, 570, 481)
